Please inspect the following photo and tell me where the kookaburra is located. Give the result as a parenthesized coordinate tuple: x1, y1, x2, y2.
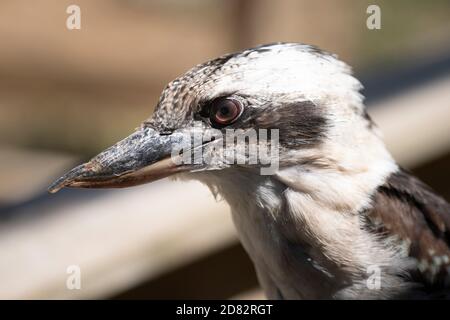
(49, 43, 450, 299)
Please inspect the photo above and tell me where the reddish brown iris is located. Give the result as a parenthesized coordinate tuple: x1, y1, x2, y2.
(210, 98, 242, 126)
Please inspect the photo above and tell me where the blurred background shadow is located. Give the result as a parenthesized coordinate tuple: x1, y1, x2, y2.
(0, 0, 449, 299)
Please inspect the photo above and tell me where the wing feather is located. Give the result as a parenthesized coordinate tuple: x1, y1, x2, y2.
(367, 168, 450, 286)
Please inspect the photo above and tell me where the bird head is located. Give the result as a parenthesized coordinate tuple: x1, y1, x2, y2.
(48, 43, 374, 194)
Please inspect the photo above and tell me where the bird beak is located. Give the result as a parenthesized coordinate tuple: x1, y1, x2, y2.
(48, 127, 194, 193)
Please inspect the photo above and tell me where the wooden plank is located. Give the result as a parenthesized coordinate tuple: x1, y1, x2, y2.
(0, 179, 235, 299)
(369, 75, 450, 168)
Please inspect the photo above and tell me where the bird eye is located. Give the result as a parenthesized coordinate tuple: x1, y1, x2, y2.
(210, 98, 243, 126)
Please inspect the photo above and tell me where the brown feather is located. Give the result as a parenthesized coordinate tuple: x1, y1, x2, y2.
(366, 168, 450, 287)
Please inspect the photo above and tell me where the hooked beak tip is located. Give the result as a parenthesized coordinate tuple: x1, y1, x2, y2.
(47, 185, 63, 194)
(47, 164, 87, 194)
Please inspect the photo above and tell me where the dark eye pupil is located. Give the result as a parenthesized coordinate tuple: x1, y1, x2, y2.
(219, 106, 230, 116)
